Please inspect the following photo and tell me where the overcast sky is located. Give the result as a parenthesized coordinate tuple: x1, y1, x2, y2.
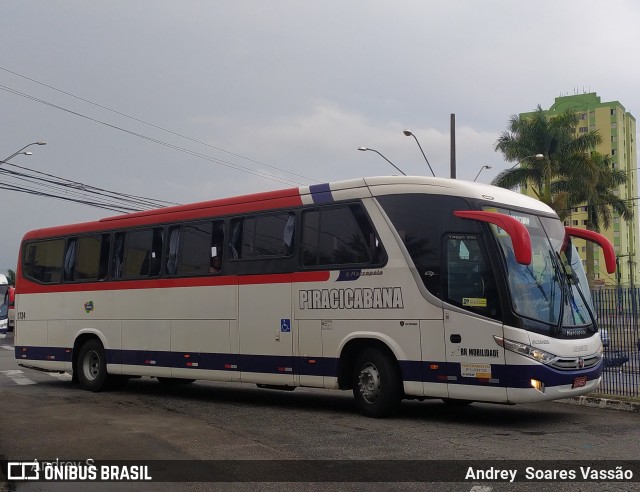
(2, 1, 640, 274)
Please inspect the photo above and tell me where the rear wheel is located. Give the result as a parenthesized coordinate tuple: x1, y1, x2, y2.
(77, 339, 108, 392)
(352, 347, 402, 418)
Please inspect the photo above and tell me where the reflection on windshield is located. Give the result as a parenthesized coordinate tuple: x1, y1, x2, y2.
(489, 209, 594, 330)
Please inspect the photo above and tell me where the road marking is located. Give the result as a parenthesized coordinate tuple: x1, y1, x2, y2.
(1, 345, 14, 351)
(0, 369, 36, 385)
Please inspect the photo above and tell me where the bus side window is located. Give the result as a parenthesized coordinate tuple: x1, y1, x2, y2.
(178, 221, 213, 276)
(301, 204, 383, 268)
(24, 239, 65, 284)
(98, 234, 111, 280)
(150, 228, 163, 277)
(111, 233, 125, 279)
(166, 226, 180, 276)
(64, 238, 77, 281)
(210, 220, 225, 274)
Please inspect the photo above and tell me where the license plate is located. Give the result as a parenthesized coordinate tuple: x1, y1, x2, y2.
(572, 376, 587, 388)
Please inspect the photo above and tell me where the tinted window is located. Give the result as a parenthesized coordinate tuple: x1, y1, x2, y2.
(377, 194, 476, 297)
(113, 228, 163, 279)
(179, 221, 212, 275)
(231, 213, 294, 259)
(445, 234, 499, 318)
(64, 236, 105, 282)
(23, 239, 65, 284)
(302, 204, 383, 268)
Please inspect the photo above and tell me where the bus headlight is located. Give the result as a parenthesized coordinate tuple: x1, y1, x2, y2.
(494, 336, 557, 365)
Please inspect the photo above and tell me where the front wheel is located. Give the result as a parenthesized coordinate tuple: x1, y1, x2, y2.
(77, 339, 108, 392)
(352, 348, 402, 418)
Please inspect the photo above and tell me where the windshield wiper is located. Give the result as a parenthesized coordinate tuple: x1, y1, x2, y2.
(553, 251, 596, 328)
(547, 250, 567, 334)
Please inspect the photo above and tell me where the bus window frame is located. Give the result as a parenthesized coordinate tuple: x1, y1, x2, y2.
(298, 202, 388, 272)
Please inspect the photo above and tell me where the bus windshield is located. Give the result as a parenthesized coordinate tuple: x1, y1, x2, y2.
(489, 208, 594, 332)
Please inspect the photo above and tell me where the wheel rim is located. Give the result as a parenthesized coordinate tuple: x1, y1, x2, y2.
(357, 362, 381, 403)
(82, 350, 101, 381)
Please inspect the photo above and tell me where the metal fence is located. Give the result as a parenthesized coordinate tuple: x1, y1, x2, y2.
(591, 288, 640, 398)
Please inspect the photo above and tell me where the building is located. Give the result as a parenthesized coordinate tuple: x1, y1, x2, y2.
(523, 92, 638, 287)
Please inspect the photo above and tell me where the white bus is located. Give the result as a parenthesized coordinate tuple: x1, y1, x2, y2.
(15, 176, 615, 417)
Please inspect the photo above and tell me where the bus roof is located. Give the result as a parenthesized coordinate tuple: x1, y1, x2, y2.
(21, 175, 555, 241)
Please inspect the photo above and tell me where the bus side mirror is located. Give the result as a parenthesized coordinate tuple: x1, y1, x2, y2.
(565, 227, 616, 274)
(453, 210, 532, 265)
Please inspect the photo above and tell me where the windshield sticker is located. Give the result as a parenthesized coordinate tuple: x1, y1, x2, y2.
(461, 363, 492, 378)
(462, 298, 487, 307)
(299, 287, 403, 309)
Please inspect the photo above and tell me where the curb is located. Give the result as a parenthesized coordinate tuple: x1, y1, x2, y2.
(558, 395, 640, 413)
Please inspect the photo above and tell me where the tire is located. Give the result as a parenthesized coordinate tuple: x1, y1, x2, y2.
(352, 347, 402, 418)
(76, 339, 108, 392)
(157, 377, 196, 385)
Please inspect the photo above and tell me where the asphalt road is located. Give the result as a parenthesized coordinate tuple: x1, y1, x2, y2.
(1, 331, 639, 492)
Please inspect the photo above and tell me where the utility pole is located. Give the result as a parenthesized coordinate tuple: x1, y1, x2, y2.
(450, 114, 456, 179)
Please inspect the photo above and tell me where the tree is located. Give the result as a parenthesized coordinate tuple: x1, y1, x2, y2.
(556, 152, 633, 285)
(6, 269, 15, 285)
(492, 105, 601, 209)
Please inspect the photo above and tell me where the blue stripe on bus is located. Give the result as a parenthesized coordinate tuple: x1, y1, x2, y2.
(15, 345, 602, 389)
(309, 183, 334, 204)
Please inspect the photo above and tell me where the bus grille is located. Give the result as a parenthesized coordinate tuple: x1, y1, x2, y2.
(549, 354, 601, 371)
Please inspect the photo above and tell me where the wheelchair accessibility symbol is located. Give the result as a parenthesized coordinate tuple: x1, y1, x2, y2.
(281, 319, 291, 333)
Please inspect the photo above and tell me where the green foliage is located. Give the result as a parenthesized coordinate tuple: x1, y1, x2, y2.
(492, 105, 601, 208)
(492, 105, 633, 285)
(6, 269, 15, 285)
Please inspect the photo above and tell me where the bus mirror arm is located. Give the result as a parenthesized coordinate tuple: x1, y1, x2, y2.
(565, 227, 616, 274)
(453, 210, 532, 265)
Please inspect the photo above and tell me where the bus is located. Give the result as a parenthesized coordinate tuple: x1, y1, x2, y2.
(14, 176, 615, 417)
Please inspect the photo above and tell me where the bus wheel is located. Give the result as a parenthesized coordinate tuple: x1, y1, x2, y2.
(352, 348, 401, 418)
(77, 339, 108, 392)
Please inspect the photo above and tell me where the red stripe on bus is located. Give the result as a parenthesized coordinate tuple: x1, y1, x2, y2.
(22, 190, 303, 240)
(17, 270, 330, 294)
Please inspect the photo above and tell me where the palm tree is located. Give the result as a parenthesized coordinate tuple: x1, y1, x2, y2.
(556, 152, 633, 284)
(492, 105, 601, 209)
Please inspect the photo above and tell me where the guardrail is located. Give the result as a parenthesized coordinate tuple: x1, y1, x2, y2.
(591, 288, 640, 397)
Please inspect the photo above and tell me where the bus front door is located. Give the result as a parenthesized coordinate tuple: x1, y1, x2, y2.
(442, 234, 507, 402)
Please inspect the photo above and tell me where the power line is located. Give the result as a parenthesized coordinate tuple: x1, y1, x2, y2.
(0, 158, 175, 213)
(1, 160, 178, 209)
(0, 66, 320, 185)
(0, 84, 307, 187)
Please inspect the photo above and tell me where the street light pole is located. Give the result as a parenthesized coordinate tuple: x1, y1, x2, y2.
(509, 153, 544, 169)
(402, 130, 436, 177)
(358, 147, 406, 176)
(1, 141, 47, 165)
(473, 165, 492, 182)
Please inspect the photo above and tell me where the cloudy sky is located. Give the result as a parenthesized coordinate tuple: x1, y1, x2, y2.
(2, 1, 639, 274)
